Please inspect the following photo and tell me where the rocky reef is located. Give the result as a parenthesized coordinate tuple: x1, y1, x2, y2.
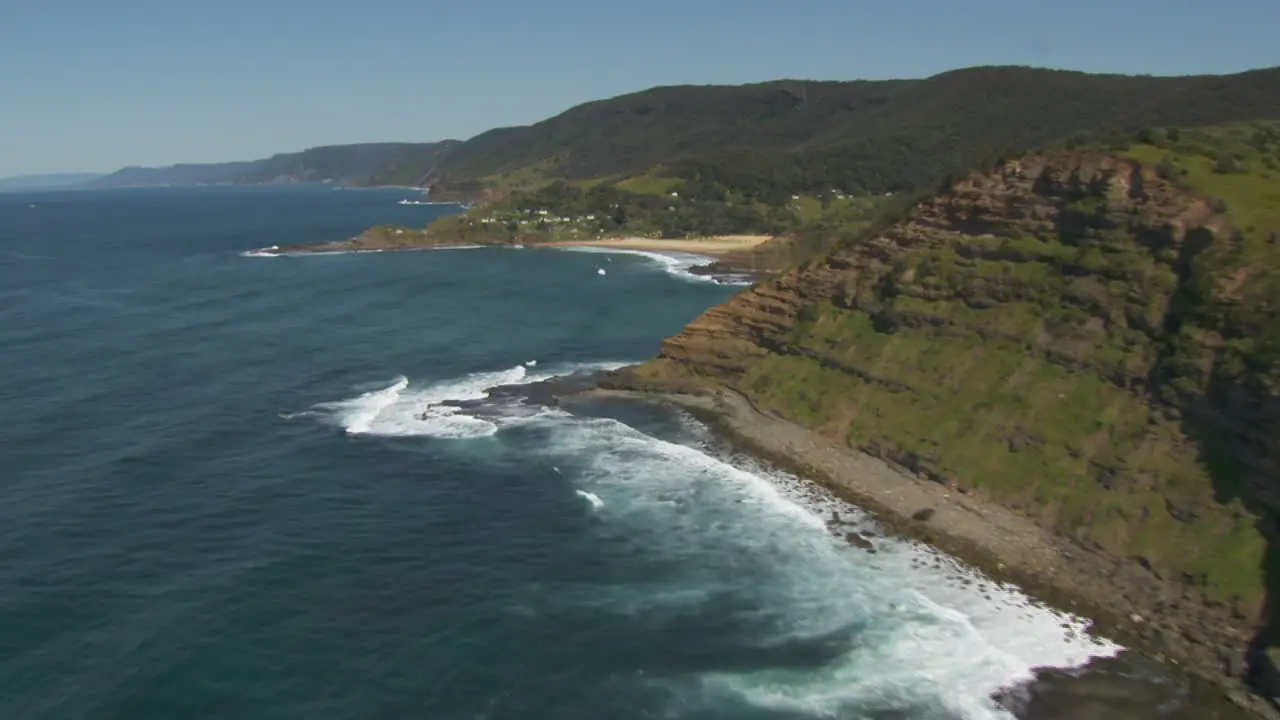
(251, 225, 515, 255)
(626, 152, 1280, 705)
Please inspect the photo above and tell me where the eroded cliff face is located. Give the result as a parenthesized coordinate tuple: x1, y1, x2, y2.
(640, 153, 1280, 634)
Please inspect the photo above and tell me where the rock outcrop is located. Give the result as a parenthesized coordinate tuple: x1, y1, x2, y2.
(634, 152, 1280, 694)
(255, 225, 514, 255)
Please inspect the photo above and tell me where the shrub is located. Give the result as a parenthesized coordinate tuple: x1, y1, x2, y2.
(1213, 153, 1242, 174)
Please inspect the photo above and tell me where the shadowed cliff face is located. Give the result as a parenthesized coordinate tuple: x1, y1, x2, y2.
(639, 152, 1280, 671)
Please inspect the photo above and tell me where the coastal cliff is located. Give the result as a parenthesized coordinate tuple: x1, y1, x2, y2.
(620, 149, 1280, 700)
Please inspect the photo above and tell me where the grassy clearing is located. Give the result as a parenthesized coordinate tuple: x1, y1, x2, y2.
(1125, 121, 1280, 267)
(616, 168, 683, 195)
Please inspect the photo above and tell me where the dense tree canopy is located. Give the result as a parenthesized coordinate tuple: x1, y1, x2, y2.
(421, 66, 1280, 199)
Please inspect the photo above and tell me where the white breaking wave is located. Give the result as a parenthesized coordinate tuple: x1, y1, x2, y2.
(239, 248, 388, 258)
(523, 412, 1121, 719)
(308, 368, 523, 439)
(552, 246, 723, 284)
(240, 245, 493, 259)
(398, 199, 460, 206)
(575, 489, 605, 511)
(294, 360, 633, 439)
(525, 359, 633, 383)
(293, 354, 1122, 715)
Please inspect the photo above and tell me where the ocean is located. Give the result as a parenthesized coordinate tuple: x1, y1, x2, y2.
(0, 185, 1219, 719)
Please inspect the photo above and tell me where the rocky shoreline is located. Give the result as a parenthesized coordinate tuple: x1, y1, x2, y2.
(246, 225, 491, 255)
(546, 368, 1279, 719)
(247, 225, 784, 261)
(686, 259, 773, 283)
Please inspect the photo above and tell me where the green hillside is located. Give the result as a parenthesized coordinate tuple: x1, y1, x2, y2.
(421, 66, 1280, 203)
(634, 123, 1280, 671)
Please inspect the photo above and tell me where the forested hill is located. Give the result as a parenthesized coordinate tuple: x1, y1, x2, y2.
(83, 66, 1280, 196)
(425, 65, 1280, 200)
(88, 141, 459, 188)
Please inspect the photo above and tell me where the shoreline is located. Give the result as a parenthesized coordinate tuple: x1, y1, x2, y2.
(247, 233, 775, 259)
(543, 235, 773, 257)
(563, 379, 1277, 718)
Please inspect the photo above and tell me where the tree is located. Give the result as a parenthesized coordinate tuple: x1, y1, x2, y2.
(1064, 132, 1092, 150)
(1213, 153, 1241, 174)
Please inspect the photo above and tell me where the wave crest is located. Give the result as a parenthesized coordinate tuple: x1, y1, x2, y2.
(292, 360, 631, 439)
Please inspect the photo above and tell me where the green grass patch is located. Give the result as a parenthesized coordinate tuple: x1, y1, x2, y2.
(616, 169, 683, 196)
(1125, 121, 1280, 245)
(739, 296, 1270, 608)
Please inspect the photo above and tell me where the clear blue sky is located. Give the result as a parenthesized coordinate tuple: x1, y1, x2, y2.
(2, 0, 1277, 176)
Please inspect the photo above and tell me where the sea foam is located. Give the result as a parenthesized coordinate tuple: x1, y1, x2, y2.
(299, 360, 632, 440)
(522, 412, 1121, 719)
(297, 359, 1119, 717)
(551, 246, 751, 285)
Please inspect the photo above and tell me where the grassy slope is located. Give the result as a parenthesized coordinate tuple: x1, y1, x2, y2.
(1124, 123, 1280, 243)
(649, 124, 1280, 616)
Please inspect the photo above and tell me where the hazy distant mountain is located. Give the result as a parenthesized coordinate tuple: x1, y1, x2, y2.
(88, 142, 460, 189)
(0, 173, 105, 192)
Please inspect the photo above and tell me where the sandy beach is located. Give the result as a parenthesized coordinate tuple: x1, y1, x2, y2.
(543, 235, 773, 257)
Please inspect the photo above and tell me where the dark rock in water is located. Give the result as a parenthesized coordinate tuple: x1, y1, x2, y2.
(844, 531, 875, 552)
(911, 508, 936, 522)
(993, 653, 1255, 719)
(481, 369, 606, 408)
(688, 261, 769, 281)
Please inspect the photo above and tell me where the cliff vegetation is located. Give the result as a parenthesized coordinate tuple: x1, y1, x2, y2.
(422, 66, 1280, 204)
(634, 123, 1280, 670)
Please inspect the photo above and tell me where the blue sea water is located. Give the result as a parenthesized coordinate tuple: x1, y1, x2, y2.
(0, 185, 1132, 719)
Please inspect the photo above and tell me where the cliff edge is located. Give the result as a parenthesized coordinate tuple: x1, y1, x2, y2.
(628, 145, 1280, 698)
